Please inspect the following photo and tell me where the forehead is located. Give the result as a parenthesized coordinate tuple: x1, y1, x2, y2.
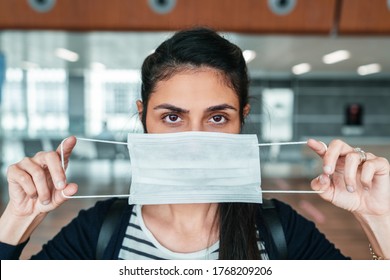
(150, 67, 239, 105)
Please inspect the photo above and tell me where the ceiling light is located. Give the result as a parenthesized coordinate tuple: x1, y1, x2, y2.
(357, 63, 381, 76)
(292, 63, 311, 75)
(90, 62, 106, 70)
(243, 50, 257, 63)
(55, 48, 79, 62)
(322, 50, 350, 64)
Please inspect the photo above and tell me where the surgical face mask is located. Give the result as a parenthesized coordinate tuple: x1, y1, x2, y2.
(127, 131, 262, 205)
(61, 132, 322, 203)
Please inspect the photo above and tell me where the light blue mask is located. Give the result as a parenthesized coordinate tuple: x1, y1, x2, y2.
(127, 131, 262, 205)
(61, 132, 321, 202)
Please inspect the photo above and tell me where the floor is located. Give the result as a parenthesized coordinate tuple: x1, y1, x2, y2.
(0, 160, 371, 260)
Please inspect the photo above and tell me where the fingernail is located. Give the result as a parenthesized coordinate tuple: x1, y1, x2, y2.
(319, 174, 327, 185)
(57, 181, 65, 189)
(42, 200, 50, 205)
(323, 165, 332, 174)
(346, 185, 355, 193)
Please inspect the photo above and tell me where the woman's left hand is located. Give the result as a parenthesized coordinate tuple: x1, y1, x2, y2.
(308, 139, 390, 216)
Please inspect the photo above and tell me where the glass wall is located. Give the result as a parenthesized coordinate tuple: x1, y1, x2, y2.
(1, 30, 390, 184)
(85, 69, 142, 139)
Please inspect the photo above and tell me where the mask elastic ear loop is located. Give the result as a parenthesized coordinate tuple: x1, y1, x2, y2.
(60, 137, 69, 198)
(61, 137, 324, 199)
(258, 140, 324, 194)
(60, 137, 131, 199)
(257, 141, 307, 147)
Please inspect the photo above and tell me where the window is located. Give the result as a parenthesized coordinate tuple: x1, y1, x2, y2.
(1, 69, 26, 131)
(85, 69, 141, 137)
(27, 69, 68, 135)
(262, 88, 294, 142)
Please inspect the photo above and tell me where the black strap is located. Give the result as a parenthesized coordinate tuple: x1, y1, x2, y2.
(96, 199, 127, 259)
(260, 199, 288, 259)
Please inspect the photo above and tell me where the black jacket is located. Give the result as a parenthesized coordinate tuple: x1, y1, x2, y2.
(0, 199, 348, 260)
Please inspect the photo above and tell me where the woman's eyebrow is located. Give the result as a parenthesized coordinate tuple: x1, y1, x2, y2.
(153, 103, 189, 113)
(205, 104, 238, 112)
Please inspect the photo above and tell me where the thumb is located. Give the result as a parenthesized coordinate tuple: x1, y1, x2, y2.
(54, 183, 78, 205)
(311, 174, 333, 202)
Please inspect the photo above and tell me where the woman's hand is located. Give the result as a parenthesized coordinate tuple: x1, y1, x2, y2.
(308, 138, 390, 216)
(6, 136, 78, 218)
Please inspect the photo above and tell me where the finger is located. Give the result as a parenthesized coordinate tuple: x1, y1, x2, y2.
(53, 183, 78, 205)
(311, 174, 333, 202)
(42, 151, 67, 190)
(17, 157, 52, 204)
(343, 152, 362, 193)
(7, 163, 38, 199)
(30, 150, 65, 192)
(307, 139, 328, 157)
(311, 174, 330, 191)
(360, 156, 390, 190)
(56, 136, 77, 170)
(322, 139, 354, 175)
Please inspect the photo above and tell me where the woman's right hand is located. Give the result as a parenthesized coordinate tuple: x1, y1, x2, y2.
(0, 136, 78, 245)
(6, 136, 78, 217)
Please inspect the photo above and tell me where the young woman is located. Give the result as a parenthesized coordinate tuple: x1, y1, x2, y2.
(0, 27, 389, 260)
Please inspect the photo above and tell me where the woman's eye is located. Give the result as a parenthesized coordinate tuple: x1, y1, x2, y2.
(163, 114, 182, 123)
(209, 115, 227, 124)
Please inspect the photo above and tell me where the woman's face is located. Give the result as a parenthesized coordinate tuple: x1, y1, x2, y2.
(138, 68, 249, 134)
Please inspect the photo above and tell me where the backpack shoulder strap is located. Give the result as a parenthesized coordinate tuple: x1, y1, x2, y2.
(96, 199, 128, 259)
(259, 199, 288, 259)
(96, 198, 287, 259)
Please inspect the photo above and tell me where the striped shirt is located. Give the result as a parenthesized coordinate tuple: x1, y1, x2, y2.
(118, 205, 269, 260)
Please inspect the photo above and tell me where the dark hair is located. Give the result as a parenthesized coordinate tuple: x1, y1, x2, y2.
(140, 27, 260, 259)
(141, 27, 249, 128)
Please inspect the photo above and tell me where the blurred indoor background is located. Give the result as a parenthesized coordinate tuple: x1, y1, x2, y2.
(0, 0, 389, 259)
